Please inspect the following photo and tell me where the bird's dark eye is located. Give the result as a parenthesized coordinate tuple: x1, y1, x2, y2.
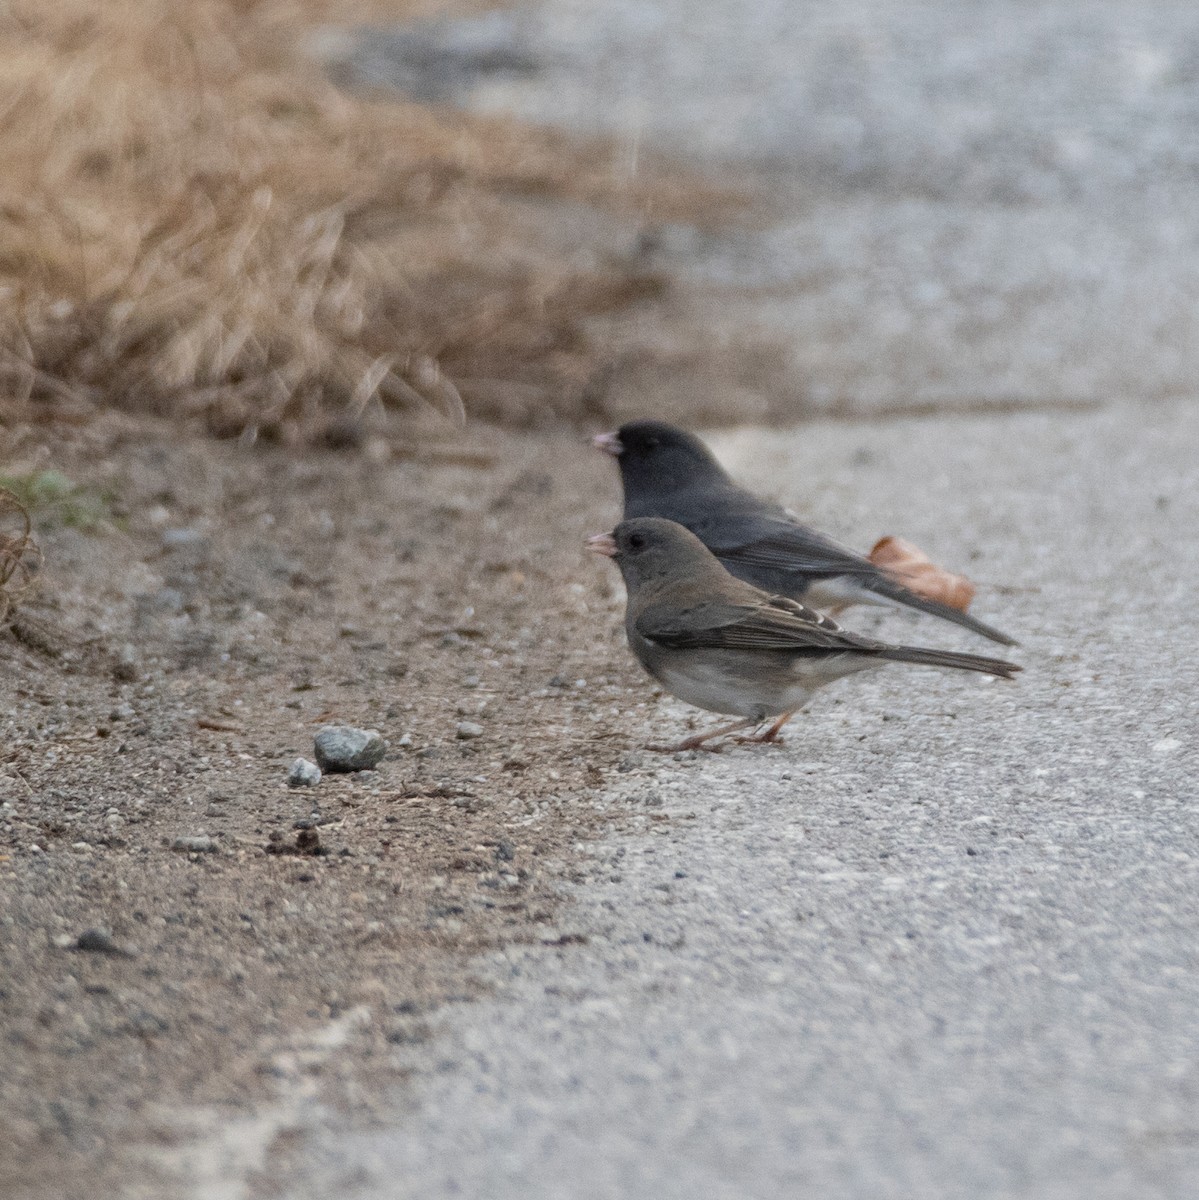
(646, 437, 659, 448)
(628, 533, 646, 551)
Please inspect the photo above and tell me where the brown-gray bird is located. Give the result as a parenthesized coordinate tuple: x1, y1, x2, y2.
(588, 517, 1020, 752)
(594, 419, 1016, 646)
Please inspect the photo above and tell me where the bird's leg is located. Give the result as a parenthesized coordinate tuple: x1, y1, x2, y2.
(752, 710, 798, 743)
(648, 717, 759, 754)
(729, 710, 798, 745)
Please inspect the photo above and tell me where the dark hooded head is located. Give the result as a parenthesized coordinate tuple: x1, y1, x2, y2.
(587, 517, 722, 591)
(594, 420, 732, 510)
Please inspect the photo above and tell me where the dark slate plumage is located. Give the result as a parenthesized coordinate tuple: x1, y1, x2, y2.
(595, 420, 1016, 646)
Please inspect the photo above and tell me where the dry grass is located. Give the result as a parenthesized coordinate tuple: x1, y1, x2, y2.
(0, 0, 719, 440)
(0, 487, 39, 627)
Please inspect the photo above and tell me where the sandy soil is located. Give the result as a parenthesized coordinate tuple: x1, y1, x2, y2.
(0, 410, 669, 1200)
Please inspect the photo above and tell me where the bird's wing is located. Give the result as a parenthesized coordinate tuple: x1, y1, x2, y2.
(693, 511, 881, 580)
(700, 513, 1019, 646)
(635, 593, 882, 654)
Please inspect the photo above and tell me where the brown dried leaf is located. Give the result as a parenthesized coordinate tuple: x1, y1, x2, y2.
(869, 535, 976, 612)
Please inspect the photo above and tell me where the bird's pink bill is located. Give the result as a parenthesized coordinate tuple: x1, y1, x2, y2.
(586, 532, 618, 557)
(592, 432, 623, 456)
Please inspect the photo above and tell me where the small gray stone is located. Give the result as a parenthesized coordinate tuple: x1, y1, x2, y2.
(73, 929, 132, 956)
(152, 587, 187, 612)
(314, 725, 387, 772)
(456, 721, 485, 740)
(161, 527, 207, 551)
(113, 646, 139, 683)
(171, 835, 217, 854)
(287, 758, 322, 788)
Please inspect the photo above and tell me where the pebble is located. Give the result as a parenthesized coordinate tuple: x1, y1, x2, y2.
(148, 586, 186, 612)
(161, 527, 206, 551)
(314, 725, 387, 772)
(456, 721, 484, 740)
(171, 835, 217, 853)
(72, 929, 131, 956)
(287, 758, 322, 788)
(113, 646, 139, 682)
(110, 702, 136, 722)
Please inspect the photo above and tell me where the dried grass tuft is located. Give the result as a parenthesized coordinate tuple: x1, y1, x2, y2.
(0, 0, 712, 439)
(0, 487, 41, 627)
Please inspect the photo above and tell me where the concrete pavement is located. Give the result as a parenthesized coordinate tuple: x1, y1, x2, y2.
(274, 3, 1199, 1193)
(277, 399, 1199, 1199)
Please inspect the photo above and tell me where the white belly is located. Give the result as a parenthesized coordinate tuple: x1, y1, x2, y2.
(651, 653, 816, 719)
(803, 575, 888, 610)
(643, 643, 883, 720)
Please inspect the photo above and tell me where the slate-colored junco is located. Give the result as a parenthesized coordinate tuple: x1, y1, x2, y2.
(589, 518, 1020, 752)
(594, 419, 1016, 646)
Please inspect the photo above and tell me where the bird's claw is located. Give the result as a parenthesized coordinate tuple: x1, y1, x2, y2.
(647, 739, 726, 754)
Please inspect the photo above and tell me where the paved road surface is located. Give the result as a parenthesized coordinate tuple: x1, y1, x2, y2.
(280, 399, 1199, 1199)
(266, 4, 1199, 1196)
(334, 0, 1199, 412)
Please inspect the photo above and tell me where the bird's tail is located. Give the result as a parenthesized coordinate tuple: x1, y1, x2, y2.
(866, 574, 1018, 647)
(877, 644, 1022, 680)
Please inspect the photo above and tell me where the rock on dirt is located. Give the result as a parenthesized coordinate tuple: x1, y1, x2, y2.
(456, 721, 485, 740)
(112, 645, 139, 682)
(71, 929, 133, 957)
(314, 725, 387, 772)
(288, 757, 322, 787)
(171, 835, 217, 854)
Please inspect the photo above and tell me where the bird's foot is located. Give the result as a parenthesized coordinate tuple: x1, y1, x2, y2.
(646, 711, 799, 753)
(647, 737, 727, 754)
(647, 716, 760, 753)
(732, 731, 787, 746)
(732, 711, 797, 746)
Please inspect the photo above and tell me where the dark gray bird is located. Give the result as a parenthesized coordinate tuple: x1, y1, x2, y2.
(594, 419, 1016, 646)
(588, 518, 1020, 752)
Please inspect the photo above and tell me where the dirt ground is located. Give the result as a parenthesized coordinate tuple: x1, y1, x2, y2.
(0, 9, 758, 1192)
(0, 408, 681, 1200)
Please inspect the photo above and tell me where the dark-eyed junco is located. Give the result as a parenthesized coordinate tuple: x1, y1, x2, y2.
(589, 518, 1020, 752)
(594, 420, 1016, 646)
